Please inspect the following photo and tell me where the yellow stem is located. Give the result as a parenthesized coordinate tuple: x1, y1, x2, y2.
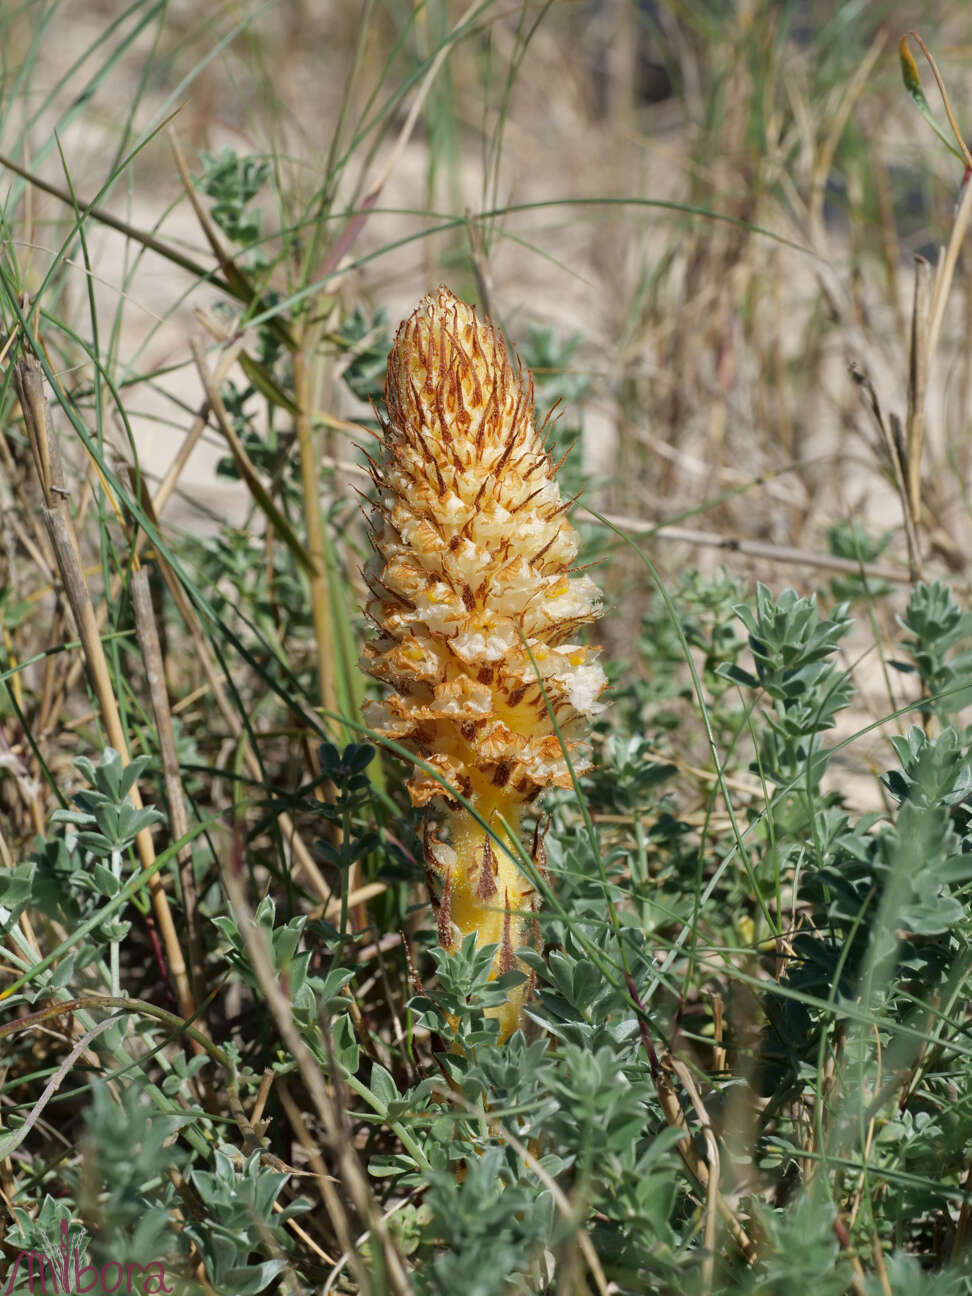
(439, 801, 534, 1041)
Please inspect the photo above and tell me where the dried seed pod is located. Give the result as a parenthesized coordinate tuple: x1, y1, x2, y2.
(362, 286, 606, 1038)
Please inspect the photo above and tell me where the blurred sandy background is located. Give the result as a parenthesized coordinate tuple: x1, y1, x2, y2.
(5, 1, 966, 534)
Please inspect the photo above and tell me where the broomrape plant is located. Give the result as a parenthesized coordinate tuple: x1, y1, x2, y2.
(361, 286, 607, 1039)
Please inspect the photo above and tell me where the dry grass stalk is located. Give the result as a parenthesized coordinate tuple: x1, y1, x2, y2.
(847, 361, 922, 581)
(293, 346, 342, 728)
(189, 337, 314, 574)
(599, 509, 914, 584)
(905, 256, 932, 529)
(667, 1054, 721, 1290)
(10, 347, 194, 1024)
(655, 1053, 758, 1267)
(134, 483, 334, 905)
(52, 335, 245, 728)
(130, 565, 207, 1018)
(219, 856, 413, 1296)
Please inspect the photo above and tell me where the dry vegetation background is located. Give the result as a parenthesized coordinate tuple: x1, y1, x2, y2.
(6, 0, 972, 808)
(7, 3, 970, 516)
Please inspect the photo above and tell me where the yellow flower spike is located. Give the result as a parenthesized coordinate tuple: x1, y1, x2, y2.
(361, 285, 607, 1041)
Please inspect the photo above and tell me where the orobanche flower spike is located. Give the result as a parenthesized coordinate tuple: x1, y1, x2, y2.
(362, 286, 607, 1040)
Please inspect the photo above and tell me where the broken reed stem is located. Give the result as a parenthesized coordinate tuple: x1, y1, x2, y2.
(11, 348, 195, 1026)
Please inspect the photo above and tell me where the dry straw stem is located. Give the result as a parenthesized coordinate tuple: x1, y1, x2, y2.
(168, 130, 293, 355)
(846, 362, 922, 581)
(654, 1053, 758, 1267)
(291, 329, 369, 932)
(190, 336, 314, 575)
(130, 565, 207, 1017)
(0, 1014, 121, 1161)
(905, 256, 932, 529)
(628, 967, 756, 1265)
(926, 167, 972, 365)
(293, 344, 342, 728)
(854, 40, 972, 583)
(275, 1076, 340, 1260)
(906, 158, 972, 560)
(10, 348, 194, 1025)
(153, 331, 246, 516)
(321, 1196, 425, 1296)
(427, 1080, 611, 1296)
(219, 857, 413, 1296)
(667, 1054, 721, 1291)
(363, 286, 608, 1040)
(599, 510, 914, 584)
(807, 30, 887, 246)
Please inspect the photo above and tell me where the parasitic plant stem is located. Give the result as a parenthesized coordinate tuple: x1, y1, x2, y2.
(362, 286, 606, 1039)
